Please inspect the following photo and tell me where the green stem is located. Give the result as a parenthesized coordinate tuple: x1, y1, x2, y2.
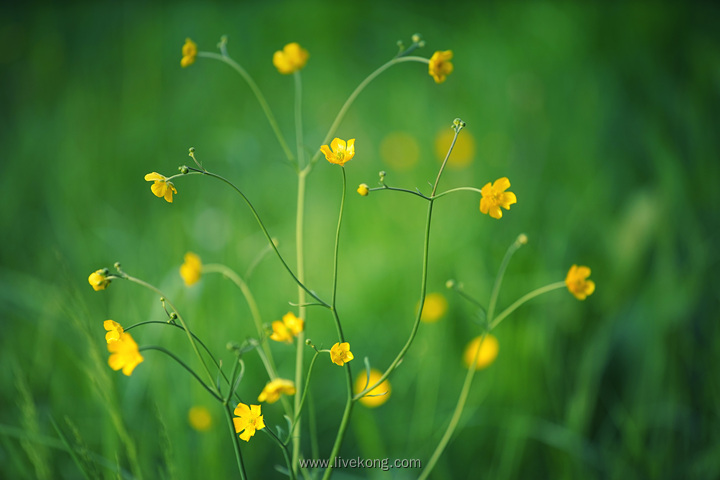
(432, 186, 483, 199)
(487, 238, 524, 324)
(418, 333, 488, 480)
(354, 125, 460, 401)
(198, 51, 295, 164)
(489, 281, 566, 330)
(285, 351, 320, 445)
(140, 346, 221, 402)
(310, 56, 429, 166)
(223, 404, 248, 480)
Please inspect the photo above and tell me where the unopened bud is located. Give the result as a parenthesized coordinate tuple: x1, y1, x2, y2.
(357, 183, 369, 196)
(179, 165, 189, 174)
(445, 279, 456, 289)
(517, 233, 528, 245)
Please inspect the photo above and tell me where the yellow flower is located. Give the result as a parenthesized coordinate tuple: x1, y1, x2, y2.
(104, 320, 124, 343)
(419, 293, 448, 323)
(107, 331, 144, 376)
(144, 172, 177, 203)
(357, 184, 369, 196)
(269, 312, 304, 343)
(479, 177, 517, 219)
(233, 403, 265, 442)
(180, 252, 202, 286)
(273, 42, 309, 74)
(181, 38, 197, 68)
(330, 342, 354, 366)
(428, 50, 453, 84)
(354, 369, 391, 408)
(565, 265, 595, 300)
(463, 334, 499, 370)
(88, 269, 111, 291)
(321, 138, 355, 166)
(257, 379, 296, 404)
(188, 406, 212, 432)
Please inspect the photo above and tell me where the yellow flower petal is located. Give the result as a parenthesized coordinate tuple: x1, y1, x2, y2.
(479, 177, 516, 220)
(565, 265, 595, 300)
(144, 172, 165, 182)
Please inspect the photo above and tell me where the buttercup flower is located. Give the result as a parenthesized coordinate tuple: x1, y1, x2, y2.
(565, 265, 595, 300)
(463, 334, 499, 370)
(104, 320, 124, 343)
(88, 269, 111, 291)
(428, 50, 454, 84)
(420, 292, 448, 323)
(233, 403, 265, 442)
(180, 252, 202, 286)
(144, 172, 177, 203)
(269, 312, 304, 343)
(258, 379, 296, 404)
(321, 138, 355, 166)
(188, 406, 212, 432)
(107, 331, 144, 376)
(273, 42, 309, 74)
(330, 342, 354, 366)
(480, 177, 517, 219)
(357, 184, 369, 196)
(354, 369, 391, 408)
(181, 38, 197, 68)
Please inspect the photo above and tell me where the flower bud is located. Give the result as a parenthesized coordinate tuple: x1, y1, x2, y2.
(357, 184, 369, 196)
(445, 279, 456, 289)
(179, 165, 189, 174)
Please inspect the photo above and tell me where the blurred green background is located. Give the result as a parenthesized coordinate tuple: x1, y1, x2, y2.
(2, 1, 719, 479)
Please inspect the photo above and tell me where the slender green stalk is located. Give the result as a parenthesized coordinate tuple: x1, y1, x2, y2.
(140, 346, 221, 402)
(198, 51, 295, 164)
(432, 186, 483, 199)
(223, 404, 248, 480)
(489, 281, 566, 330)
(418, 334, 488, 480)
(285, 351, 320, 445)
(487, 238, 524, 324)
(310, 56, 429, 166)
(354, 125, 461, 400)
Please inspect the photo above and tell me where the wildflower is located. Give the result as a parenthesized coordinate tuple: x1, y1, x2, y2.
(188, 406, 212, 432)
(258, 379, 296, 404)
(273, 42, 309, 74)
(104, 320, 124, 343)
(321, 138, 355, 166)
(233, 403, 265, 442)
(330, 342, 354, 366)
(355, 369, 391, 408)
(419, 293, 448, 323)
(463, 334, 499, 370)
(144, 172, 177, 203)
(479, 177, 517, 219)
(357, 184, 369, 196)
(181, 38, 197, 68)
(269, 312, 304, 343)
(107, 331, 144, 376)
(88, 269, 111, 291)
(565, 265, 595, 300)
(180, 252, 202, 286)
(428, 50, 453, 84)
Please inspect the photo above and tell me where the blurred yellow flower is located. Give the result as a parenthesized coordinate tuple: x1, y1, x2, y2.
(188, 406, 212, 432)
(380, 131, 419, 171)
(104, 320, 124, 343)
(258, 379, 296, 404)
(420, 293, 448, 323)
(357, 184, 369, 196)
(180, 252, 202, 286)
(428, 50, 453, 84)
(269, 312, 304, 343)
(355, 369, 391, 408)
(321, 138, 355, 166)
(463, 334, 499, 370)
(180, 38, 197, 68)
(480, 177, 517, 219)
(88, 269, 111, 291)
(181, 38, 197, 68)
(330, 342, 354, 366)
(108, 331, 144, 376)
(435, 128, 475, 168)
(565, 265, 595, 300)
(233, 403, 265, 442)
(273, 42, 309, 74)
(144, 172, 177, 203)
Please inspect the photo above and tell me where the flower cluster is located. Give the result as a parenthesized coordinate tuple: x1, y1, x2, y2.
(269, 312, 304, 343)
(181, 38, 197, 68)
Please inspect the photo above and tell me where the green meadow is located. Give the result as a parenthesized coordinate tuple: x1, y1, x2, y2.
(1, 2, 718, 479)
